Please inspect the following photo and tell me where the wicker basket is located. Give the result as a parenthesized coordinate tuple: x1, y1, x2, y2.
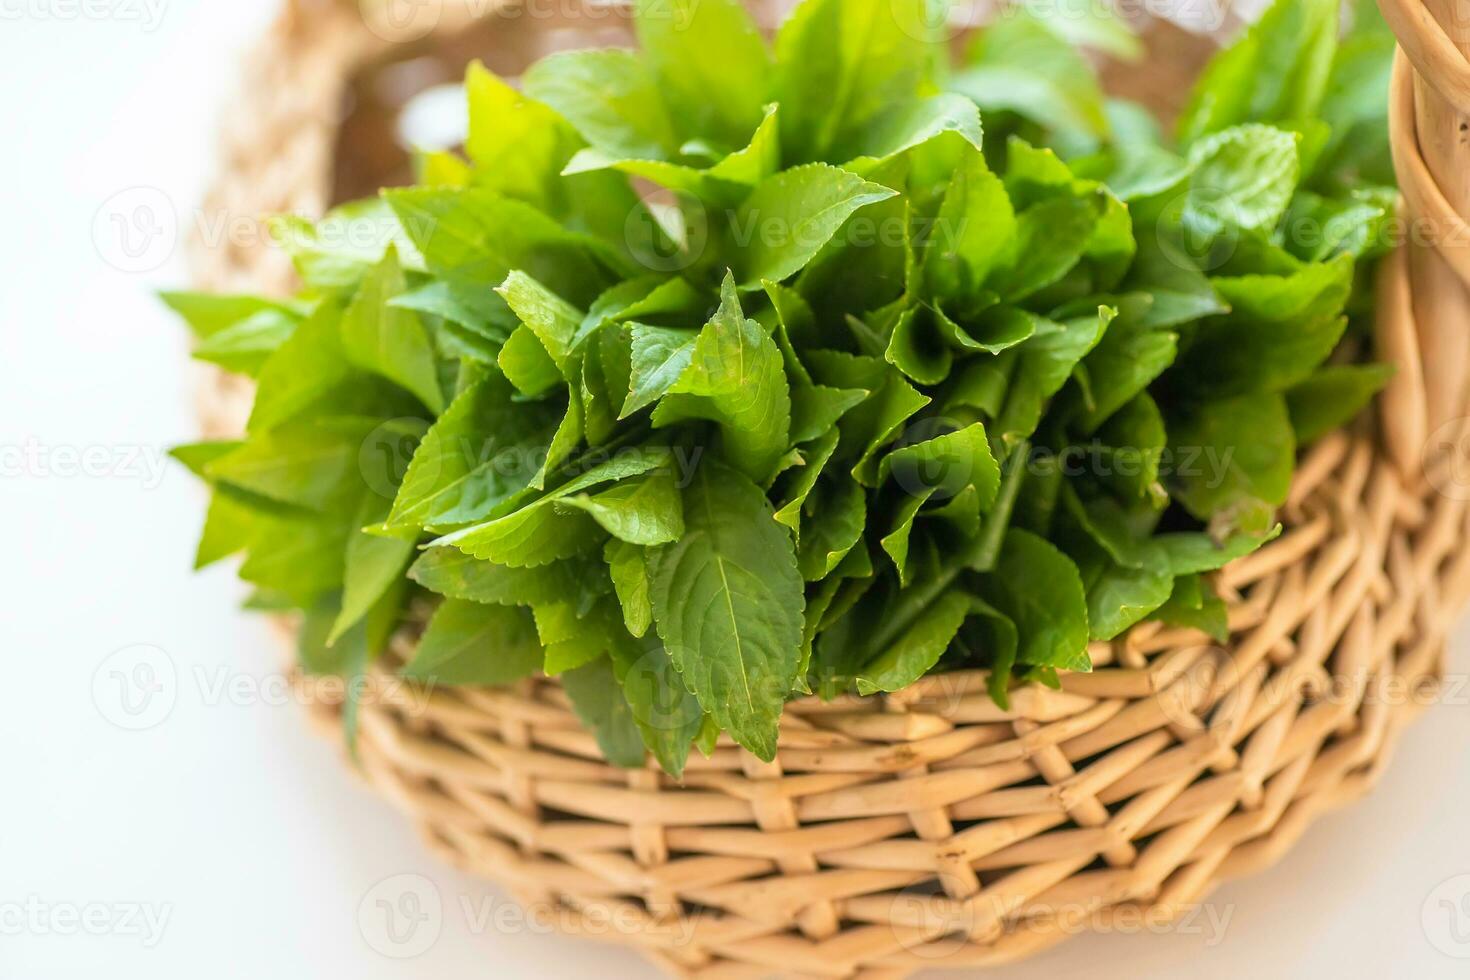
(191, 0, 1470, 975)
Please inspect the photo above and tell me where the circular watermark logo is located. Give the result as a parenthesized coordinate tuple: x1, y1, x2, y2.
(889, 0, 975, 43)
(1155, 185, 1242, 275)
(92, 644, 177, 730)
(887, 415, 978, 502)
(1423, 874, 1470, 958)
(887, 890, 985, 959)
(358, 417, 430, 500)
(1424, 417, 1470, 502)
(357, 873, 443, 958)
(358, 0, 444, 43)
(627, 196, 707, 273)
(92, 186, 176, 273)
(621, 644, 705, 733)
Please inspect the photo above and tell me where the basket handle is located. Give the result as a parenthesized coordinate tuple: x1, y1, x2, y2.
(1377, 0, 1470, 478)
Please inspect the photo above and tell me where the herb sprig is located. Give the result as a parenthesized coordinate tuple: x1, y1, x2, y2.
(169, 0, 1397, 773)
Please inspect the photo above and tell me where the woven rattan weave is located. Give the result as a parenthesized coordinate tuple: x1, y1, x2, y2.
(190, 0, 1470, 974)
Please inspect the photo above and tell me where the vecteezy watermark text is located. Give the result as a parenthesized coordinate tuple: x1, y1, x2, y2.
(92, 644, 435, 732)
(0, 0, 167, 30)
(0, 898, 173, 947)
(1, 438, 170, 489)
(357, 874, 700, 959)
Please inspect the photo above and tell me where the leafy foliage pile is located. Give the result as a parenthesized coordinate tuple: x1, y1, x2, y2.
(170, 0, 1397, 772)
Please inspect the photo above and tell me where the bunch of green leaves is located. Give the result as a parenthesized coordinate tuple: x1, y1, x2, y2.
(168, 0, 1397, 773)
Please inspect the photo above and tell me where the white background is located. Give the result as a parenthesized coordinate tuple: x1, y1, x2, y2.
(2, 1, 1470, 977)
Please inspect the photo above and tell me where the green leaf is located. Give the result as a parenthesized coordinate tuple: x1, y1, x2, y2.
(330, 496, 416, 644)
(584, 326, 634, 443)
(523, 49, 679, 162)
(1124, 235, 1230, 328)
(1105, 138, 1193, 203)
(562, 656, 647, 767)
(434, 447, 673, 565)
(561, 107, 783, 207)
(583, 276, 704, 333)
(530, 393, 584, 491)
(1313, 17, 1394, 191)
(608, 633, 705, 776)
(840, 94, 984, 168)
(924, 146, 1015, 306)
(879, 489, 930, 585)
(236, 512, 349, 606)
(539, 600, 623, 676)
(269, 199, 422, 291)
(796, 476, 866, 580)
(1069, 310, 1177, 434)
(340, 247, 445, 413)
(1156, 527, 1277, 575)
(624, 323, 699, 418)
(247, 302, 353, 431)
(1167, 392, 1295, 535)
(1062, 488, 1274, 577)
(789, 383, 868, 445)
(169, 438, 241, 478)
(497, 325, 562, 398)
(881, 422, 1000, 507)
(206, 415, 393, 511)
(1183, 124, 1300, 236)
(1092, 391, 1168, 503)
(384, 187, 618, 317)
(1024, 0, 1141, 61)
(727, 164, 897, 287)
(192, 490, 257, 569)
(561, 150, 751, 207)
(408, 548, 606, 607)
(464, 61, 576, 209)
(993, 307, 1114, 446)
(1151, 573, 1229, 641)
(977, 597, 1022, 707)
(855, 590, 971, 694)
(604, 538, 653, 636)
(977, 528, 1090, 671)
(1083, 560, 1174, 641)
(774, 0, 940, 163)
(635, 0, 769, 149)
(807, 350, 932, 485)
(392, 280, 508, 342)
(555, 468, 685, 545)
(402, 600, 543, 685)
(496, 270, 583, 376)
(1171, 254, 1352, 399)
(885, 305, 952, 386)
(161, 291, 297, 341)
(955, 11, 1109, 150)
(386, 374, 561, 530)
(646, 460, 804, 760)
(652, 275, 792, 484)
(1286, 363, 1394, 444)
(1177, 0, 1340, 144)
(191, 308, 299, 377)
(773, 428, 841, 535)
(706, 105, 784, 186)
(991, 194, 1100, 302)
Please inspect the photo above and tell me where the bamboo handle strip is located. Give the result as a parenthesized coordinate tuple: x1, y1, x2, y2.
(1378, 0, 1470, 475)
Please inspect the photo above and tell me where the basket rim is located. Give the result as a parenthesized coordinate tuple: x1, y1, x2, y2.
(187, 2, 1470, 976)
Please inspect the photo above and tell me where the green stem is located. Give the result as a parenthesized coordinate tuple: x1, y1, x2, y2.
(968, 438, 1028, 573)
